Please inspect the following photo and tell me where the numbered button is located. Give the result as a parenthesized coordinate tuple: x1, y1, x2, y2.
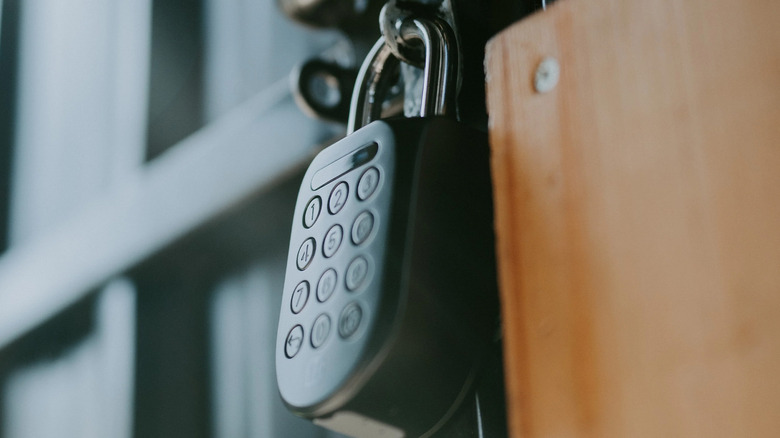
(357, 167, 380, 201)
(317, 269, 338, 302)
(297, 238, 316, 270)
(322, 224, 343, 258)
(290, 281, 309, 314)
(285, 325, 304, 358)
(351, 211, 374, 245)
(346, 256, 369, 291)
(303, 196, 322, 228)
(339, 302, 363, 339)
(328, 182, 349, 215)
(311, 314, 331, 348)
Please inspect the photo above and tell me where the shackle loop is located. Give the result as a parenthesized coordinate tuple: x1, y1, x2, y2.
(346, 11, 458, 134)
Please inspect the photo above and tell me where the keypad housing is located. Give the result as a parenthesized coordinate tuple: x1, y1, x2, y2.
(276, 118, 498, 437)
(277, 122, 395, 410)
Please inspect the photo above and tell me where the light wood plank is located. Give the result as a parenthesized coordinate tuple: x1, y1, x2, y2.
(485, 0, 780, 436)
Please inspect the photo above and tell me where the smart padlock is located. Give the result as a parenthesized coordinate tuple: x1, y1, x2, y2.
(276, 12, 498, 438)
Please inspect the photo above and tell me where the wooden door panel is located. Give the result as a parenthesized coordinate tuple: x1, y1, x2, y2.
(485, 0, 780, 436)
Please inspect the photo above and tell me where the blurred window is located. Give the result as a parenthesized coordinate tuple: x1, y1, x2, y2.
(0, 0, 20, 253)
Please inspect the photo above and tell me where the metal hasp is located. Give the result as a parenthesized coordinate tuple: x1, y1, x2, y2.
(347, 10, 458, 133)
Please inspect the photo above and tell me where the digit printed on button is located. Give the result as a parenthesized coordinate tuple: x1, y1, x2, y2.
(297, 238, 316, 271)
(290, 281, 309, 314)
(317, 269, 338, 302)
(328, 182, 349, 215)
(303, 196, 321, 228)
(339, 302, 363, 339)
(346, 256, 369, 291)
(351, 211, 374, 245)
(323, 224, 343, 258)
(311, 314, 331, 348)
(357, 167, 380, 201)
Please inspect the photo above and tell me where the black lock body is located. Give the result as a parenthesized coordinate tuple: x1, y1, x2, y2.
(276, 117, 498, 437)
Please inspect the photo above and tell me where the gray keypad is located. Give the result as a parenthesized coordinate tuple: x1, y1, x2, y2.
(286, 173, 380, 359)
(282, 136, 392, 366)
(286, 173, 379, 359)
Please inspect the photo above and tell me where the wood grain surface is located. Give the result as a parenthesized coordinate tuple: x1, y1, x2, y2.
(485, 0, 780, 436)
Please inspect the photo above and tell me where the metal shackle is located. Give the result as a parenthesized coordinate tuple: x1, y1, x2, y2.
(346, 13, 458, 134)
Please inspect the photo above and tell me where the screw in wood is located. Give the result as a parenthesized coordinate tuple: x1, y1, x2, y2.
(534, 57, 560, 93)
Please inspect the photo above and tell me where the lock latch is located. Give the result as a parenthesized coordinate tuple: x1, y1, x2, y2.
(347, 6, 458, 133)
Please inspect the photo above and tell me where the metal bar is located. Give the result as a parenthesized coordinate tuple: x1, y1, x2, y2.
(0, 81, 333, 350)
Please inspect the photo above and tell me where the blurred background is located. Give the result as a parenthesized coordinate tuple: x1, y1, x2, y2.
(0, 0, 532, 436)
(0, 0, 354, 436)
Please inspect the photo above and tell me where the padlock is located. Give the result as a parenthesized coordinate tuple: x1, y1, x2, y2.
(276, 11, 498, 438)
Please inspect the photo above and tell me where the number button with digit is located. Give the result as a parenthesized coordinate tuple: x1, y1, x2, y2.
(297, 238, 316, 270)
(351, 211, 374, 245)
(357, 167, 379, 200)
(311, 314, 331, 348)
(345, 256, 369, 291)
(323, 225, 343, 258)
(328, 182, 349, 215)
(291, 281, 310, 314)
(317, 269, 338, 302)
(279, 129, 396, 417)
(339, 302, 362, 338)
(303, 196, 322, 228)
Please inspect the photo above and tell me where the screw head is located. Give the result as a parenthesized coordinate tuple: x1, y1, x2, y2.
(534, 57, 560, 93)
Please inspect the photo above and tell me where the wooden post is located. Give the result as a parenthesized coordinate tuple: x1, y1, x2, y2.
(485, 0, 780, 436)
